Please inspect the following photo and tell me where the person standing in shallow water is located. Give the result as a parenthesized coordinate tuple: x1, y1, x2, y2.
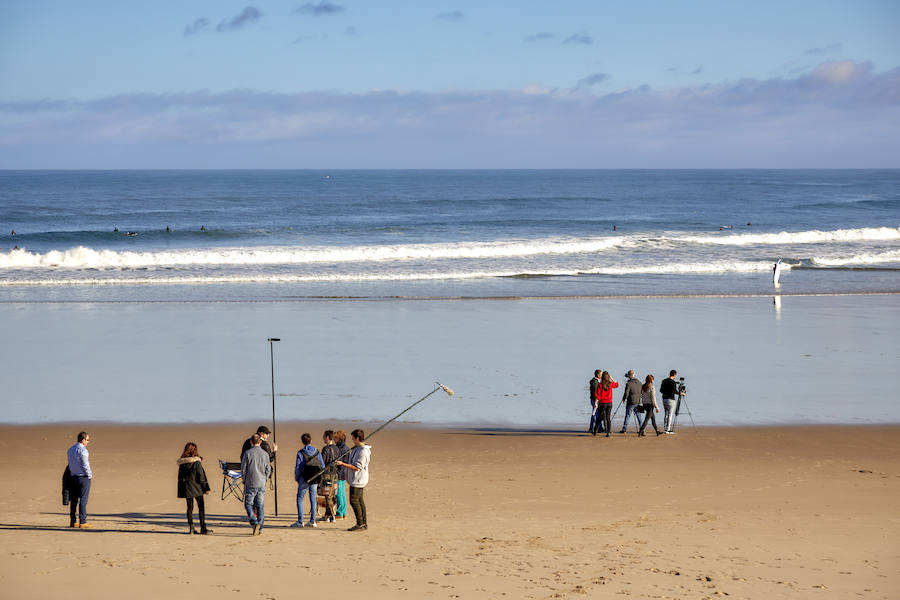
(177, 442, 211, 534)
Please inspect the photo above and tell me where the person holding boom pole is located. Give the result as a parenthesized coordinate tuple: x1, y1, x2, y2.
(315, 382, 455, 531)
(335, 429, 370, 531)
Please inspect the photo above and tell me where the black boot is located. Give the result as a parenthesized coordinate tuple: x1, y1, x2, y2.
(187, 513, 197, 535)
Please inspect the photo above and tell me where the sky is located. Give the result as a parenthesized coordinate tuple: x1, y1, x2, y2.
(1, 0, 898, 168)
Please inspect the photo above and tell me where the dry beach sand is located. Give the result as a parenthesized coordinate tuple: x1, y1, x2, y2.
(0, 423, 898, 599)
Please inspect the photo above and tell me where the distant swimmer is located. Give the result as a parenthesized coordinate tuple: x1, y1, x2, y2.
(113, 227, 119, 232)
(10, 230, 15, 236)
(746, 222, 752, 226)
(126, 231, 138, 237)
(612, 225, 616, 231)
(200, 226, 206, 231)
(166, 225, 171, 233)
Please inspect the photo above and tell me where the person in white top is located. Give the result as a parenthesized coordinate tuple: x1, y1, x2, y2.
(335, 429, 371, 531)
(638, 374, 662, 437)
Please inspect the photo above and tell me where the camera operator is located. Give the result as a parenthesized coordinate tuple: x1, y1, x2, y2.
(618, 370, 642, 434)
(660, 370, 685, 434)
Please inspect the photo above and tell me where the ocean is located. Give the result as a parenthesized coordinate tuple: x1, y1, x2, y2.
(2, 170, 899, 300)
(1, 170, 898, 426)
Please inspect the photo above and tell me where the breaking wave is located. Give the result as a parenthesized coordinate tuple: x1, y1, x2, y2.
(2, 227, 898, 271)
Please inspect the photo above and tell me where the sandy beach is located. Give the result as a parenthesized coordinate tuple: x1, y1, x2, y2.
(1, 423, 897, 599)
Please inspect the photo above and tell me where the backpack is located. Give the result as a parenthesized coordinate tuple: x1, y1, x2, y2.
(301, 449, 322, 483)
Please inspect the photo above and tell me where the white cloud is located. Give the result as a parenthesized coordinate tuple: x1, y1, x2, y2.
(1, 61, 898, 168)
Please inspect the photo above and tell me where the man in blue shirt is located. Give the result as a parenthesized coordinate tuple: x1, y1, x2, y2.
(66, 431, 93, 528)
(292, 433, 325, 528)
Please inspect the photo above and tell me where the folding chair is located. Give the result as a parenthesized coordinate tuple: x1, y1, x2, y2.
(219, 460, 243, 501)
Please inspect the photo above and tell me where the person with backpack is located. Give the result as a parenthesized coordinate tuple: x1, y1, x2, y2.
(292, 433, 325, 528)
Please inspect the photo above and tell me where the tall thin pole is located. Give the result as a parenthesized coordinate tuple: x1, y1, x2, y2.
(267, 338, 280, 516)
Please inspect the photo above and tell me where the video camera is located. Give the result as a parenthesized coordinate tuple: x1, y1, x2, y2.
(675, 377, 686, 416)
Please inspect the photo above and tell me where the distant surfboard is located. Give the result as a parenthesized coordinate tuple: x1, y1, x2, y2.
(773, 259, 783, 285)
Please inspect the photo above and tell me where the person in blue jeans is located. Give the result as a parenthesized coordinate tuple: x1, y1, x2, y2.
(240, 434, 272, 536)
(293, 433, 325, 528)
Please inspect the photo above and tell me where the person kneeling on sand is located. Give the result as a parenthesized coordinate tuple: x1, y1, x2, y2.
(241, 434, 271, 536)
(177, 442, 212, 534)
(335, 429, 371, 531)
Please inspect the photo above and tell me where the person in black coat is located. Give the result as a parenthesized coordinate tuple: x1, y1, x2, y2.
(177, 442, 211, 534)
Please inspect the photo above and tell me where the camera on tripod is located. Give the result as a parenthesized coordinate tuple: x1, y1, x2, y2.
(677, 377, 686, 396)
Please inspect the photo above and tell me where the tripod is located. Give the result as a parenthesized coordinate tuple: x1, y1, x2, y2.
(611, 399, 642, 434)
(671, 394, 696, 432)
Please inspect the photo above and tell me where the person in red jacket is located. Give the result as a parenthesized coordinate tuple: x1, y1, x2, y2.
(592, 371, 619, 437)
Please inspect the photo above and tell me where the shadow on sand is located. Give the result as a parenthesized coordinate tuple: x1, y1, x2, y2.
(0, 511, 296, 536)
(448, 427, 592, 437)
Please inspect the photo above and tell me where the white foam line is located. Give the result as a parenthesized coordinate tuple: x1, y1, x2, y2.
(0, 260, 777, 286)
(811, 249, 900, 266)
(682, 227, 900, 246)
(2, 226, 899, 271)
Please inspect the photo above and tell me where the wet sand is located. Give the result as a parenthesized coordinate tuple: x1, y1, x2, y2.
(1, 423, 898, 599)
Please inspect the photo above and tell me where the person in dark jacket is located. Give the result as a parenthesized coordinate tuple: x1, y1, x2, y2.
(177, 442, 211, 534)
(241, 425, 277, 463)
(320, 430, 341, 523)
(619, 370, 643, 434)
(588, 370, 602, 434)
(333, 430, 350, 520)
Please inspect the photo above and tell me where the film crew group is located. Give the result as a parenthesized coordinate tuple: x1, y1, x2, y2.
(240, 426, 370, 535)
(589, 369, 686, 436)
(60, 425, 371, 535)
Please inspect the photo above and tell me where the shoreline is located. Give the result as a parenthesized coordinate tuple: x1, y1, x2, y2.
(2, 289, 900, 303)
(3, 420, 900, 428)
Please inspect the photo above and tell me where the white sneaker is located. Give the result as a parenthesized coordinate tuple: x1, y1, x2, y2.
(290, 521, 304, 528)
(307, 521, 317, 528)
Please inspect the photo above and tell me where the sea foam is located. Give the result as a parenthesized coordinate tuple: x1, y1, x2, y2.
(2, 227, 898, 271)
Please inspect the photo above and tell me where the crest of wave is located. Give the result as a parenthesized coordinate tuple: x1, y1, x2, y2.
(811, 249, 900, 266)
(0, 237, 636, 270)
(682, 227, 900, 246)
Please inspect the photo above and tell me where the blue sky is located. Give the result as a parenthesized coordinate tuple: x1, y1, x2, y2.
(1, 1, 898, 168)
